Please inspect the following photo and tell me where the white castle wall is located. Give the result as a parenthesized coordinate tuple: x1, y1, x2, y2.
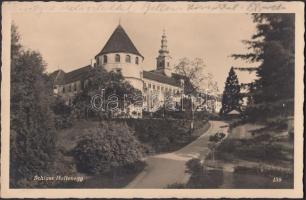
(96, 52, 144, 92)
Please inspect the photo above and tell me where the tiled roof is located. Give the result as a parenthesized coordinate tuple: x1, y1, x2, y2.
(143, 71, 181, 87)
(96, 25, 143, 58)
(63, 65, 92, 84)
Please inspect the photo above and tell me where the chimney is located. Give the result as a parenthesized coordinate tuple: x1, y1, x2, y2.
(90, 59, 95, 67)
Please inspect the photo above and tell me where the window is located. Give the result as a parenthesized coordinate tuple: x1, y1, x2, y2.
(153, 85, 155, 89)
(103, 55, 108, 63)
(62, 87, 65, 93)
(115, 54, 120, 62)
(135, 57, 139, 64)
(126, 55, 131, 63)
(74, 83, 77, 91)
(157, 86, 160, 90)
(167, 62, 170, 67)
(161, 87, 164, 91)
(149, 84, 151, 88)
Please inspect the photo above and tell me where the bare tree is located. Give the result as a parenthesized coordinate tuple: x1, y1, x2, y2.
(175, 57, 206, 94)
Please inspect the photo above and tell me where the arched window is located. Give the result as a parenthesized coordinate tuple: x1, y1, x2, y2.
(115, 54, 120, 62)
(135, 57, 139, 64)
(126, 55, 131, 63)
(103, 55, 108, 63)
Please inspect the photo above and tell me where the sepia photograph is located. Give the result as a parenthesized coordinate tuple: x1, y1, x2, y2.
(1, 1, 304, 198)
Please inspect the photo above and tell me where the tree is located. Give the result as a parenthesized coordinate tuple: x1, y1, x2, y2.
(10, 24, 57, 187)
(73, 67, 142, 119)
(220, 67, 241, 115)
(73, 121, 144, 175)
(174, 57, 206, 94)
(232, 14, 294, 119)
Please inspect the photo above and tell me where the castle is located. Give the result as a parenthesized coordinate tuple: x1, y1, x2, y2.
(51, 24, 185, 117)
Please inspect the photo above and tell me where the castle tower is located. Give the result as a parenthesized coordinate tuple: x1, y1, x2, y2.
(156, 29, 172, 77)
(95, 24, 144, 92)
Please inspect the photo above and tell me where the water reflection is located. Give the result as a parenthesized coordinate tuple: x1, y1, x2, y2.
(187, 167, 293, 189)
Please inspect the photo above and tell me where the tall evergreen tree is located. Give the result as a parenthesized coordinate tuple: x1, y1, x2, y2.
(232, 14, 294, 119)
(10, 24, 57, 187)
(220, 67, 241, 115)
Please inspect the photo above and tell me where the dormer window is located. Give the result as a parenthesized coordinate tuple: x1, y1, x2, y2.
(135, 57, 139, 65)
(103, 55, 108, 64)
(115, 54, 120, 62)
(126, 55, 131, 63)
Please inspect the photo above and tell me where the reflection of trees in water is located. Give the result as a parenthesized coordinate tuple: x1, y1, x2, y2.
(185, 159, 224, 188)
(232, 172, 293, 189)
(187, 168, 224, 188)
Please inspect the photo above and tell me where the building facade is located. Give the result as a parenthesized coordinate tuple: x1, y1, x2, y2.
(51, 24, 184, 116)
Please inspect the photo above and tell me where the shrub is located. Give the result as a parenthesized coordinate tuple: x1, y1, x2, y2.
(73, 121, 144, 175)
(51, 97, 74, 129)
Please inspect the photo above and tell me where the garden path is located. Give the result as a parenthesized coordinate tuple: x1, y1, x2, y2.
(126, 120, 229, 188)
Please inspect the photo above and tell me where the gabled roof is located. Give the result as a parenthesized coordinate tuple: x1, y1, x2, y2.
(143, 71, 181, 87)
(96, 25, 143, 58)
(64, 65, 92, 84)
(50, 69, 65, 85)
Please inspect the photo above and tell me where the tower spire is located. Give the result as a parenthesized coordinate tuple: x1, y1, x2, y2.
(156, 28, 172, 76)
(159, 29, 169, 55)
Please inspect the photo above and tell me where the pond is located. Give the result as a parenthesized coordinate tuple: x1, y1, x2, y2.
(188, 168, 293, 189)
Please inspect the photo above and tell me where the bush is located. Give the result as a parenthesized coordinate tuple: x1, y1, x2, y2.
(216, 138, 289, 162)
(119, 118, 208, 153)
(51, 97, 74, 129)
(73, 121, 144, 175)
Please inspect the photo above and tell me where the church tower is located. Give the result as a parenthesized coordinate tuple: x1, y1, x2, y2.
(156, 30, 172, 77)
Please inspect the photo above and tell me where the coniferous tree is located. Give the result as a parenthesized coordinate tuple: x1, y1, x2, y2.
(220, 67, 241, 115)
(232, 14, 294, 119)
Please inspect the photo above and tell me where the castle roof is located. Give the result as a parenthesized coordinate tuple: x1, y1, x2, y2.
(50, 65, 92, 85)
(143, 71, 181, 87)
(64, 65, 92, 84)
(96, 25, 143, 58)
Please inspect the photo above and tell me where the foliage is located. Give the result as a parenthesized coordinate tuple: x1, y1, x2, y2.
(185, 158, 224, 188)
(216, 138, 291, 162)
(73, 67, 142, 119)
(174, 57, 206, 94)
(232, 14, 294, 120)
(209, 132, 226, 143)
(220, 67, 241, 115)
(51, 96, 74, 129)
(121, 118, 209, 153)
(10, 24, 57, 187)
(72, 121, 144, 175)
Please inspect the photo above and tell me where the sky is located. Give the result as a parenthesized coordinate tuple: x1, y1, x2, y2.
(12, 12, 258, 92)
